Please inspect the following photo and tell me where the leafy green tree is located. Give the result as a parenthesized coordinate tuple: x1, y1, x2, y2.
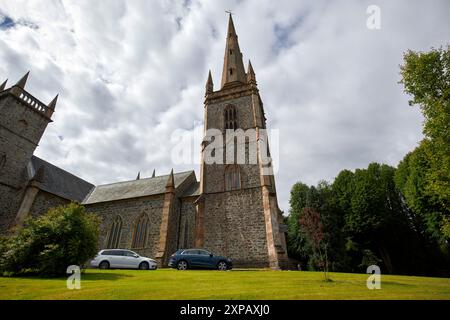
(0, 203, 100, 277)
(400, 46, 450, 207)
(286, 182, 312, 266)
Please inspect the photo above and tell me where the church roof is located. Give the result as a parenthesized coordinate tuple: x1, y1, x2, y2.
(82, 170, 195, 204)
(28, 156, 95, 202)
(182, 181, 200, 198)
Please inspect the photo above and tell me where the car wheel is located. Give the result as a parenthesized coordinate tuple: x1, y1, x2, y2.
(139, 262, 149, 270)
(177, 260, 188, 270)
(99, 261, 110, 270)
(217, 261, 228, 271)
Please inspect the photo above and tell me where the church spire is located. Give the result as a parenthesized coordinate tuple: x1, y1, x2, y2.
(220, 14, 246, 89)
(152, 169, 156, 178)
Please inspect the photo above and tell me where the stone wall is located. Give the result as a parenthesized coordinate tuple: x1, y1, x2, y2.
(0, 184, 23, 233)
(29, 190, 70, 217)
(179, 197, 197, 249)
(202, 187, 269, 267)
(85, 195, 165, 259)
(0, 94, 50, 189)
(0, 92, 51, 234)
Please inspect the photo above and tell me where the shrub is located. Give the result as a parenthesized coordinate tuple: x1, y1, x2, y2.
(0, 203, 100, 277)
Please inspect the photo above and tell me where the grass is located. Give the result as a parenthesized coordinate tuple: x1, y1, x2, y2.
(0, 269, 449, 300)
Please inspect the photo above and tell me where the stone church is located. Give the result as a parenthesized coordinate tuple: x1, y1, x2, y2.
(0, 15, 289, 268)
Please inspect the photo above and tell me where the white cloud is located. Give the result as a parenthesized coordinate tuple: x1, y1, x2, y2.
(0, 0, 448, 212)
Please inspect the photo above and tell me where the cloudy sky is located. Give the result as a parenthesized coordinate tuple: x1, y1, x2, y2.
(0, 0, 449, 212)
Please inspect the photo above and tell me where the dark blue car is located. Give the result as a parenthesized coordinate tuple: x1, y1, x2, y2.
(168, 249, 232, 270)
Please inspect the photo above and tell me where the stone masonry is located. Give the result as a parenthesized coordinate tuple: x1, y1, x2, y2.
(0, 15, 289, 269)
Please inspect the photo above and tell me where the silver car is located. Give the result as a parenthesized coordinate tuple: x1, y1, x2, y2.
(90, 249, 157, 270)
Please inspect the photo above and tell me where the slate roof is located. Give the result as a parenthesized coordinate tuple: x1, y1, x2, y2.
(82, 171, 195, 204)
(27, 156, 95, 202)
(182, 181, 200, 197)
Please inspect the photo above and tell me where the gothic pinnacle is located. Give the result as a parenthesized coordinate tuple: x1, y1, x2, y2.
(152, 169, 156, 178)
(47, 94, 58, 110)
(206, 70, 214, 95)
(247, 60, 256, 84)
(166, 168, 175, 188)
(0, 79, 7, 91)
(15, 71, 30, 88)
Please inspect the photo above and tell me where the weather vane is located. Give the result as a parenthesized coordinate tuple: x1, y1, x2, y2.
(225, 10, 234, 16)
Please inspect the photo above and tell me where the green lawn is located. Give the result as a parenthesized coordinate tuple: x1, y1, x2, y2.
(0, 269, 449, 300)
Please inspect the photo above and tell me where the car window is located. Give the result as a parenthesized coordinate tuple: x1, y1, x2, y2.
(182, 249, 196, 255)
(197, 250, 210, 255)
(124, 251, 136, 257)
(101, 250, 111, 255)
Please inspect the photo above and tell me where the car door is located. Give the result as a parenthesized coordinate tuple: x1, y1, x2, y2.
(197, 250, 214, 269)
(123, 250, 140, 268)
(183, 249, 201, 267)
(106, 250, 122, 268)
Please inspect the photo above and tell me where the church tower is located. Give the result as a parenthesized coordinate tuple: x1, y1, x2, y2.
(0, 73, 57, 232)
(195, 15, 288, 268)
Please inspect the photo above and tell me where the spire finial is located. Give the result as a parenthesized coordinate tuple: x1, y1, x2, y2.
(247, 60, 256, 84)
(15, 71, 30, 89)
(206, 70, 214, 95)
(166, 168, 175, 188)
(136, 172, 141, 180)
(0, 79, 7, 91)
(220, 14, 246, 89)
(47, 94, 58, 110)
(152, 169, 156, 178)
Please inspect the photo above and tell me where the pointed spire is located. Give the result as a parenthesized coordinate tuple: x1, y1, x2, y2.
(206, 70, 213, 95)
(221, 14, 247, 89)
(15, 71, 30, 89)
(0, 79, 7, 91)
(166, 168, 175, 188)
(247, 60, 256, 84)
(44, 94, 58, 118)
(152, 169, 156, 178)
(136, 172, 140, 180)
(47, 94, 58, 110)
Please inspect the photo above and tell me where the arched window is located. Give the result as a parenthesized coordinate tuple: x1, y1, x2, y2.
(224, 165, 241, 191)
(107, 216, 122, 249)
(132, 213, 149, 249)
(224, 105, 237, 130)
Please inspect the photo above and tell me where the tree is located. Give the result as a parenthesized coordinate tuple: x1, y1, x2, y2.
(0, 203, 100, 277)
(399, 46, 450, 207)
(397, 46, 450, 274)
(286, 182, 315, 268)
(299, 207, 330, 281)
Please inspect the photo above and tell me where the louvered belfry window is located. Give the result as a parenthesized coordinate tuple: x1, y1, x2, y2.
(225, 105, 237, 130)
(107, 216, 122, 249)
(224, 165, 241, 191)
(132, 214, 149, 249)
